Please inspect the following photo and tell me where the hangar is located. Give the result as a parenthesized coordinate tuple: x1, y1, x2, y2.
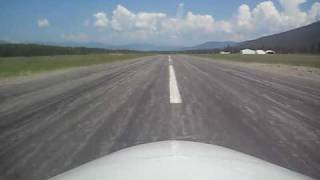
(241, 49, 256, 55)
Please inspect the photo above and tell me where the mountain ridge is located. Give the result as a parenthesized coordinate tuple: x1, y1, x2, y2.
(235, 21, 320, 53)
(185, 41, 236, 50)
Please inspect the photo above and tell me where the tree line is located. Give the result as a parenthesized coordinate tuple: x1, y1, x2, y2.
(0, 43, 138, 57)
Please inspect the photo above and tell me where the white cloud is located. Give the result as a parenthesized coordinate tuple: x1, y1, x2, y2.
(37, 18, 50, 28)
(309, 2, 320, 21)
(89, 1, 320, 44)
(237, 4, 252, 29)
(135, 12, 166, 31)
(111, 5, 136, 31)
(279, 0, 306, 15)
(93, 12, 108, 28)
(216, 21, 232, 33)
(183, 12, 216, 32)
(93, 4, 228, 44)
(252, 1, 282, 31)
(232, 0, 320, 40)
(279, 0, 308, 26)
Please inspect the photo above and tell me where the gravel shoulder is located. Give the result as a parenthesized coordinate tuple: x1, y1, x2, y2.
(231, 62, 320, 82)
(200, 58, 320, 83)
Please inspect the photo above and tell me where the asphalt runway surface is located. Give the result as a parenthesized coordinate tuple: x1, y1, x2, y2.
(0, 55, 319, 179)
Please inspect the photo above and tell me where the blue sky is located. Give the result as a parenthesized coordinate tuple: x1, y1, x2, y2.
(1, 0, 320, 46)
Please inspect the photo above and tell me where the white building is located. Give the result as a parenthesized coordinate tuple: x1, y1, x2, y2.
(256, 50, 266, 54)
(220, 51, 231, 54)
(266, 50, 275, 54)
(241, 49, 256, 55)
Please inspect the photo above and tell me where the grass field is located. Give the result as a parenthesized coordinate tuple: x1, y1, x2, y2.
(0, 53, 148, 77)
(197, 54, 320, 68)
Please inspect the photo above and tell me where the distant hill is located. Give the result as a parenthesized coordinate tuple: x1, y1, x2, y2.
(52, 42, 109, 49)
(236, 21, 320, 53)
(110, 43, 182, 51)
(186, 41, 236, 50)
(0, 43, 139, 57)
(0, 40, 9, 44)
(36, 42, 182, 51)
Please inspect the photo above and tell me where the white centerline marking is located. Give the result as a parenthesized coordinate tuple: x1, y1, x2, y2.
(168, 55, 172, 64)
(168, 56, 182, 104)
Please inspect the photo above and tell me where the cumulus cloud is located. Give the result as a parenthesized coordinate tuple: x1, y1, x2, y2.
(37, 18, 50, 28)
(237, 4, 252, 29)
(279, 0, 306, 15)
(111, 5, 137, 31)
(91, 4, 228, 44)
(233, 0, 320, 39)
(89, 1, 320, 44)
(252, 1, 282, 31)
(309, 2, 320, 20)
(93, 12, 108, 28)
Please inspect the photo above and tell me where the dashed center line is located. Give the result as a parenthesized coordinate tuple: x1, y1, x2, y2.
(168, 56, 182, 104)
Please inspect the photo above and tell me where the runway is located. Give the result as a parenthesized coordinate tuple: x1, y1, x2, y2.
(0, 55, 319, 179)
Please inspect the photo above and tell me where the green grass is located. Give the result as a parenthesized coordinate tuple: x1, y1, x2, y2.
(196, 54, 320, 68)
(0, 53, 149, 77)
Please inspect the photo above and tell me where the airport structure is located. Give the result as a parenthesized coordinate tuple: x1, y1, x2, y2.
(219, 51, 231, 54)
(256, 50, 266, 54)
(240, 49, 276, 55)
(241, 49, 256, 54)
(266, 50, 276, 54)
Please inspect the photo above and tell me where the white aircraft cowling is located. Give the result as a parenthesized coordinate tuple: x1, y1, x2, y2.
(49, 141, 313, 180)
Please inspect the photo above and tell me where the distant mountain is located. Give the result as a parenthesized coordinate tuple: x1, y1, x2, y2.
(110, 43, 182, 51)
(0, 40, 9, 44)
(236, 21, 320, 53)
(33, 41, 109, 49)
(35, 42, 182, 51)
(186, 41, 236, 50)
(30, 41, 236, 52)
